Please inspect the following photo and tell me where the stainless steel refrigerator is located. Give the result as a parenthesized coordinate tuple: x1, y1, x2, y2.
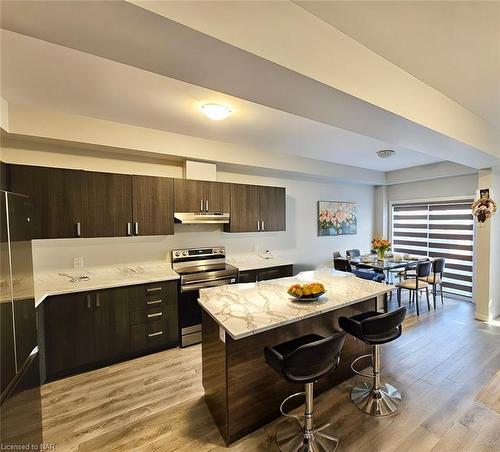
(1, 190, 42, 447)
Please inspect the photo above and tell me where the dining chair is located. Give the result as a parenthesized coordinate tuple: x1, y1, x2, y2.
(346, 249, 361, 258)
(396, 261, 432, 316)
(333, 257, 352, 272)
(419, 257, 446, 308)
(333, 251, 341, 259)
(334, 258, 385, 282)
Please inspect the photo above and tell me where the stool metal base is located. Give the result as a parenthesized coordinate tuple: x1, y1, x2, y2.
(351, 381, 401, 416)
(276, 417, 339, 452)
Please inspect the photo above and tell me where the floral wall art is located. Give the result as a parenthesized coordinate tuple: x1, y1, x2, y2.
(317, 201, 357, 236)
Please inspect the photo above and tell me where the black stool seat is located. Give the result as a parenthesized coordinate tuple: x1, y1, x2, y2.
(264, 332, 346, 451)
(338, 307, 407, 417)
(338, 309, 405, 345)
(265, 332, 345, 384)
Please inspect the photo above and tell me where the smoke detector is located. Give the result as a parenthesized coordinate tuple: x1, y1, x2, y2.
(376, 149, 395, 159)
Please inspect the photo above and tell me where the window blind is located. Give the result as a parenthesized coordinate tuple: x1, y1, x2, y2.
(391, 199, 474, 297)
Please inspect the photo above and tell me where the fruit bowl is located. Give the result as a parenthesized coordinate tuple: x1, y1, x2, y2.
(287, 283, 327, 301)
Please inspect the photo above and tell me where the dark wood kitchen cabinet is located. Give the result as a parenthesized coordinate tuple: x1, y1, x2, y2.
(225, 184, 286, 232)
(43, 292, 95, 377)
(0, 161, 10, 191)
(41, 281, 178, 380)
(259, 186, 286, 232)
(93, 287, 130, 360)
(225, 184, 260, 232)
(9, 164, 82, 239)
(237, 265, 293, 283)
(81, 171, 132, 238)
(43, 287, 129, 378)
(174, 179, 230, 213)
(132, 175, 174, 236)
(204, 181, 230, 213)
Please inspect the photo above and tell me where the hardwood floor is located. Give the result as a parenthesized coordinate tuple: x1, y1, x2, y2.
(40, 296, 500, 451)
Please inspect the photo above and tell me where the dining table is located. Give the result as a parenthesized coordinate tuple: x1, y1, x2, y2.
(349, 256, 427, 273)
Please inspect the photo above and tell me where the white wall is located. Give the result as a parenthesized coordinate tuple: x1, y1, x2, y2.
(1, 140, 374, 273)
(490, 172, 500, 319)
(473, 169, 500, 321)
(387, 174, 478, 204)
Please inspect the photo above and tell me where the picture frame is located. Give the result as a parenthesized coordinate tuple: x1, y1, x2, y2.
(317, 201, 357, 236)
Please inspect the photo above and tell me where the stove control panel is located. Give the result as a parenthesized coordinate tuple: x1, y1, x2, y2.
(172, 246, 226, 261)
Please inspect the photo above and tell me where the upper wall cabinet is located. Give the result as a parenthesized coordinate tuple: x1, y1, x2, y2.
(259, 186, 286, 232)
(132, 175, 174, 236)
(174, 179, 230, 213)
(81, 171, 133, 238)
(225, 184, 286, 232)
(9, 164, 83, 239)
(1, 162, 10, 191)
(8, 164, 175, 239)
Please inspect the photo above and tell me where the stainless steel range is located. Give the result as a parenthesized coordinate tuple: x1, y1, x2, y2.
(171, 246, 238, 347)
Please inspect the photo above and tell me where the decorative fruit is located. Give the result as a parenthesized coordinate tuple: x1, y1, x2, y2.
(287, 282, 325, 298)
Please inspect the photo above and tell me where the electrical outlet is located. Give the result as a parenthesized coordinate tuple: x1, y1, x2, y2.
(73, 256, 84, 268)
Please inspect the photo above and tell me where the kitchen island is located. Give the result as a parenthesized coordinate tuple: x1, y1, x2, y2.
(198, 269, 393, 445)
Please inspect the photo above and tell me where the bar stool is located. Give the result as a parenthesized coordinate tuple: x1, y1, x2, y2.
(265, 332, 346, 452)
(338, 307, 406, 416)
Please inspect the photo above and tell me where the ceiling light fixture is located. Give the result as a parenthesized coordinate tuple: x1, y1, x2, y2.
(201, 103, 232, 120)
(376, 149, 395, 159)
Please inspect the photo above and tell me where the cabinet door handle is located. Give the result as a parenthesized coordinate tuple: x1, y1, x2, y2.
(148, 331, 163, 338)
(257, 221, 260, 231)
(76, 222, 81, 237)
(134, 222, 139, 235)
(86, 294, 92, 309)
(262, 221, 265, 231)
(95, 293, 100, 308)
(146, 299, 162, 305)
(200, 199, 203, 212)
(146, 287, 162, 293)
(205, 200, 209, 211)
(147, 312, 162, 318)
(127, 222, 132, 236)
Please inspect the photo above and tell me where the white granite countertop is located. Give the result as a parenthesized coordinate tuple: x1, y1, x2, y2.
(34, 262, 179, 307)
(227, 254, 295, 272)
(199, 269, 393, 340)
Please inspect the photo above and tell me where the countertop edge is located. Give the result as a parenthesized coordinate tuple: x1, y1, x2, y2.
(35, 274, 180, 308)
(200, 285, 393, 340)
(230, 259, 295, 272)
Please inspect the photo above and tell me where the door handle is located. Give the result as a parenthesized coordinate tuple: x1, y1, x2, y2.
(147, 312, 162, 318)
(200, 199, 203, 212)
(257, 221, 260, 231)
(206, 200, 209, 211)
(148, 331, 163, 338)
(86, 294, 92, 309)
(262, 221, 265, 231)
(76, 222, 81, 237)
(127, 222, 132, 236)
(146, 299, 162, 305)
(134, 222, 139, 235)
(95, 293, 100, 308)
(146, 287, 162, 293)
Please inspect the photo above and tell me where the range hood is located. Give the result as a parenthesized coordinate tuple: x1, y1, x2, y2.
(174, 212, 230, 224)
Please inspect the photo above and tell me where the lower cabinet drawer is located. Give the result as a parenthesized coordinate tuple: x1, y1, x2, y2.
(130, 319, 176, 352)
(131, 307, 166, 326)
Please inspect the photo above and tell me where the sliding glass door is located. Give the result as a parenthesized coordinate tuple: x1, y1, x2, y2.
(391, 199, 474, 298)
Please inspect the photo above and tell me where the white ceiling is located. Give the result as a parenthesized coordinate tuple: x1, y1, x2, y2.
(297, 1, 500, 129)
(0, 30, 441, 172)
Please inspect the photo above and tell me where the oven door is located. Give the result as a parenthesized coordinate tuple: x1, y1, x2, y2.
(178, 290, 203, 347)
(178, 276, 237, 347)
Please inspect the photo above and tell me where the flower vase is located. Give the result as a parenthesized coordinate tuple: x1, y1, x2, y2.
(377, 250, 385, 261)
